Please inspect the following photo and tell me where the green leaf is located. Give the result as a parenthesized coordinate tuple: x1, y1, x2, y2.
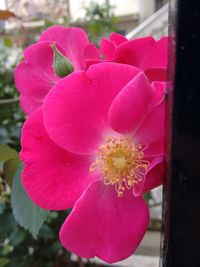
(0, 258, 10, 267)
(0, 202, 6, 214)
(0, 144, 18, 162)
(9, 228, 26, 246)
(11, 164, 48, 238)
(3, 38, 13, 48)
(38, 224, 55, 241)
(0, 210, 16, 235)
(52, 44, 74, 77)
(3, 158, 21, 186)
(144, 191, 152, 204)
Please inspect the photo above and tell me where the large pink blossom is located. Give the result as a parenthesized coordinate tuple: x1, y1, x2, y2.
(14, 26, 100, 114)
(21, 62, 165, 263)
(100, 32, 168, 82)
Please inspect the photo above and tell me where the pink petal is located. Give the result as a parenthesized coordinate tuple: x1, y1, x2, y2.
(144, 138, 165, 157)
(143, 156, 164, 193)
(110, 32, 128, 46)
(108, 72, 154, 134)
(85, 58, 104, 69)
(43, 62, 140, 155)
(21, 108, 97, 210)
(133, 156, 164, 196)
(14, 42, 60, 108)
(141, 37, 168, 72)
(100, 33, 127, 60)
(115, 36, 155, 67)
(151, 81, 167, 104)
(134, 82, 166, 145)
(39, 26, 91, 70)
(145, 68, 167, 82)
(114, 36, 168, 82)
(82, 43, 101, 70)
(60, 181, 149, 263)
(20, 95, 42, 115)
(100, 38, 116, 60)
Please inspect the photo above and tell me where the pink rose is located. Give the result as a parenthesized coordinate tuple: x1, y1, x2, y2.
(21, 62, 165, 263)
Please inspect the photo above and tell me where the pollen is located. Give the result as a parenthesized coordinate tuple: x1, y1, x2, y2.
(90, 136, 149, 197)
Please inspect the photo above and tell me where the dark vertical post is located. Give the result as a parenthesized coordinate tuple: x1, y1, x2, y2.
(162, 0, 200, 266)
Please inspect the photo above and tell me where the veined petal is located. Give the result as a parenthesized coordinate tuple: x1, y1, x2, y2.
(143, 138, 165, 157)
(20, 95, 42, 115)
(60, 181, 149, 263)
(134, 82, 166, 145)
(43, 62, 140, 155)
(133, 156, 164, 196)
(108, 72, 154, 134)
(21, 108, 97, 210)
(14, 42, 60, 100)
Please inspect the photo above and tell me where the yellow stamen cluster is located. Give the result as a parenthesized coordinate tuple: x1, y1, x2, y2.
(90, 136, 149, 197)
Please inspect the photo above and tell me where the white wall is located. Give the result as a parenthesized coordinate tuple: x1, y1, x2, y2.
(139, 0, 155, 22)
(69, 0, 139, 20)
(110, 0, 138, 16)
(0, 0, 6, 9)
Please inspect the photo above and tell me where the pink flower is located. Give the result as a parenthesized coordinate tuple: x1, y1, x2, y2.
(14, 26, 100, 114)
(21, 62, 165, 263)
(100, 33, 168, 82)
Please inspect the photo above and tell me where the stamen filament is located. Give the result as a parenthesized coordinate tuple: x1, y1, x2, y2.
(90, 136, 149, 197)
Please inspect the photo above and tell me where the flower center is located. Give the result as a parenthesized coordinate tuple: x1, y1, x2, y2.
(90, 136, 149, 197)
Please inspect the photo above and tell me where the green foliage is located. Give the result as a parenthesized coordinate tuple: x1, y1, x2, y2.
(0, 46, 25, 151)
(3, 158, 20, 187)
(0, 258, 10, 267)
(3, 38, 13, 48)
(82, 1, 117, 43)
(0, 144, 19, 192)
(0, 144, 18, 162)
(11, 165, 49, 238)
(0, 195, 71, 267)
(144, 191, 153, 204)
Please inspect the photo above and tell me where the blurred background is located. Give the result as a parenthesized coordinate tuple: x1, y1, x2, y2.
(0, 1, 168, 266)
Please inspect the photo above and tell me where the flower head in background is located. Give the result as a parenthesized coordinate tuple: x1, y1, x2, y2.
(21, 62, 165, 263)
(14, 26, 100, 114)
(100, 32, 168, 82)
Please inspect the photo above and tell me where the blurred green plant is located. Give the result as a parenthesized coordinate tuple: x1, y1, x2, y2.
(0, 146, 72, 267)
(0, 37, 70, 267)
(0, 193, 72, 267)
(81, 1, 117, 44)
(0, 43, 24, 151)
